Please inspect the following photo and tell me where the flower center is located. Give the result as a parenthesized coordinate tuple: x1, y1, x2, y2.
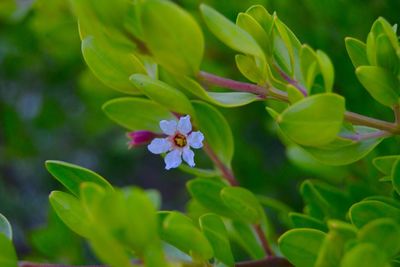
(173, 133, 187, 148)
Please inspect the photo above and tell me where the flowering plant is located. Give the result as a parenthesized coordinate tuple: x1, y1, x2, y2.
(1, 1, 400, 267)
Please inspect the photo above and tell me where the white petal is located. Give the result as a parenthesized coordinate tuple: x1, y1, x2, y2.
(177, 115, 192, 134)
(164, 149, 182, 170)
(188, 131, 204, 149)
(182, 147, 195, 167)
(147, 138, 172, 154)
(159, 120, 177, 135)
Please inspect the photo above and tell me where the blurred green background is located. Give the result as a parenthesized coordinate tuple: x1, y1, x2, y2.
(1, 0, 399, 264)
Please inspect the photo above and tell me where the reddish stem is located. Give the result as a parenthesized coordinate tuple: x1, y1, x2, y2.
(198, 71, 268, 97)
(202, 143, 238, 186)
(254, 224, 274, 256)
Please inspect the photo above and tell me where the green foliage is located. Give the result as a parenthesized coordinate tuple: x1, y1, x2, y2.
(200, 4, 264, 59)
(45, 160, 113, 197)
(3, 1, 400, 267)
(277, 94, 345, 147)
(199, 214, 235, 266)
(279, 228, 326, 267)
(0, 234, 18, 267)
(140, 0, 204, 75)
(102, 97, 175, 132)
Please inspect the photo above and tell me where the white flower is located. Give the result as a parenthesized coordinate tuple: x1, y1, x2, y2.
(147, 115, 204, 170)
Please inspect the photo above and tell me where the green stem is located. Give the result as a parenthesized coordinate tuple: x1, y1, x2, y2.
(199, 71, 400, 135)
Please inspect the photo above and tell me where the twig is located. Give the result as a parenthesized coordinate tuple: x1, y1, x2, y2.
(198, 71, 400, 135)
(235, 256, 293, 267)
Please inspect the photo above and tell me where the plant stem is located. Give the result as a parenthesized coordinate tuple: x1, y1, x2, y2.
(254, 224, 274, 256)
(199, 71, 400, 135)
(339, 130, 392, 141)
(203, 143, 238, 186)
(235, 257, 293, 267)
(198, 71, 268, 97)
(273, 64, 307, 96)
(202, 143, 275, 259)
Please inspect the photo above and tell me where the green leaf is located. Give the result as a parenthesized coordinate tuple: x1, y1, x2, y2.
(45, 160, 113, 197)
(220, 187, 263, 224)
(356, 66, 399, 107)
(192, 101, 234, 166)
(358, 218, 400, 258)
(200, 4, 264, 59)
(373, 155, 400, 175)
(231, 220, 265, 259)
(300, 180, 330, 220)
(376, 34, 399, 73)
(178, 164, 219, 178)
(316, 50, 334, 92)
(49, 191, 91, 238)
(300, 45, 318, 91)
(349, 200, 400, 228)
(289, 213, 327, 232)
(287, 84, 305, 104)
(141, 0, 203, 75)
(81, 36, 146, 94)
(391, 159, 400, 195)
(235, 54, 266, 84)
(279, 228, 326, 267)
(130, 74, 195, 115)
(187, 178, 235, 218)
(236, 12, 270, 57)
(160, 212, 213, 260)
(0, 214, 12, 240)
(245, 5, 274, 56)
(124, 187, 159, 251)
(340, 243, 387, 267)
(274, 18, 296, 74)
(177, 76, 261, 108)
(277, 94, 345, 147)
(102, 97, 174, 132)
(314, 220, 357, 267)
(199, 214, 234, 266)
(0, 234, 18, 267)
(89, 228, 133, 267)
(304, 126, 384, 166)
(345, 37, 369, 68)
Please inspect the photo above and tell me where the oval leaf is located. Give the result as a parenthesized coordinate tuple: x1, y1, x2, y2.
(278, 94, 345, 147)
(200, 4, 264, 59)
(141, 0, 203, 75)
(102, 97, 174, 132)
(199, 214, 234, 266)
(279, 228, 326, 267)
(46, 160, 113, 197)
(192, 101, 234, 166)
(356, 66, 399, 107)
(49, 191, 91, 238)
(220, 187, 263, 224)
(130, 74, 194, 115)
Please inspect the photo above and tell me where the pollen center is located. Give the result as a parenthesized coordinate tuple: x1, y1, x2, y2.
(173, 133, 187, 148)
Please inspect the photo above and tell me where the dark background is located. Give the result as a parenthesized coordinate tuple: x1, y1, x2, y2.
(1, 0, 399, 263)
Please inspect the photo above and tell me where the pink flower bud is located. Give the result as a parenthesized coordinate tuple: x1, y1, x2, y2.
(127, 131, 158, 148)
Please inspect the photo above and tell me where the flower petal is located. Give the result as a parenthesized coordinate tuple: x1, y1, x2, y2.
(159, 120, 177, 135)
(188, 131, 204, 149)
(164, 149, 182, 170)
(147, 138, 172, 154)
(182, 147, 195, 167)
(177, 115, 192, 134)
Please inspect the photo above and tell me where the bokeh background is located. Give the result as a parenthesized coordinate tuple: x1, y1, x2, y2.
(1, 0, 399, 264)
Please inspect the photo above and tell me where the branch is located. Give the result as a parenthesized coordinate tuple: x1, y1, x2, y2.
(198, 71, 400, 135)
(235, 257, 293, 267)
